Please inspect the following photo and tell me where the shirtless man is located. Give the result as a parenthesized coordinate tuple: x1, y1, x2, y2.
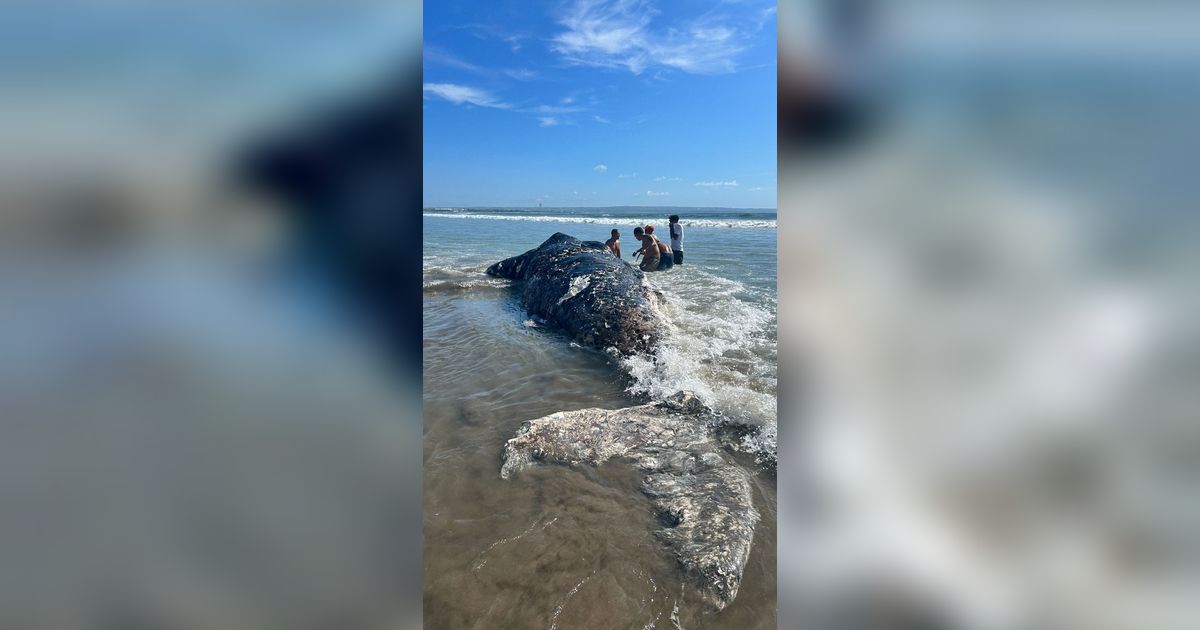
(605, 229, 621, 257)
(643, 225, 673, 271)
(632, 226, 660, 272)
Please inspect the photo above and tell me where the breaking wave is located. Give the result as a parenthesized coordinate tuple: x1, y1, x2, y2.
(424, 211, 776, 230)
(620, 267, 778, 463)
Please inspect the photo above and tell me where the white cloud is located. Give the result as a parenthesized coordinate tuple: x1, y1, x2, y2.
(425, 47, 483, 73)
(562, 96, 576, 104)
(593, 115, 612, 124)
(551, 0, 763, 75)
(594, 164, 608, 172)
(653, 175, 681, 182)
(424, 48, 540, 82)
(694, 179, 739, 187)
(528, 104, 585, 115)
(453, 23, 531, 53)
(503, 34, 527, 52)
(504, 68, 539, 81)
(424, 82, 587, 128)
(748, 186, 765, 191)
(617, 172, 637, 178)
(423, 83, 509, 108)
(646, 190, 670, 197)
(423, 47, 545, 86)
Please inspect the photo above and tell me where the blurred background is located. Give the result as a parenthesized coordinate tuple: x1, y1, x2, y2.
(0, 1, 423, 629)
(1, 0, 1198, 628)
(778, 1, 1199, 629)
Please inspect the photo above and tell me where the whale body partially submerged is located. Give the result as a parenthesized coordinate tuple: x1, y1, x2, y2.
(490, 237, 762, 613)
(486, 232, 662, 354)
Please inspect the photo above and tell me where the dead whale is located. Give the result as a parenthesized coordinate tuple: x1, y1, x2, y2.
(486, 233, 662, 355)
(500, 392, 759, 611)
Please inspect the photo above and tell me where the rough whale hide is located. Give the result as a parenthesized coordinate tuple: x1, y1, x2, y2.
(500, 391, 759, 611)
(485, 232, 662, 355)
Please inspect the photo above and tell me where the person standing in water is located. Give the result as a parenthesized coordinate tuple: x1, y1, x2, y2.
(632, 226, 660, 272)
(605, 229, 621, 257)
(653, 228, 674, 271)
(637, 224, 673, 271)
(668, 215, 684, 264)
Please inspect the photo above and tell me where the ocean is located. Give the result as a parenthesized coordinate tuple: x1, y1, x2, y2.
(422, 207, 777, 628)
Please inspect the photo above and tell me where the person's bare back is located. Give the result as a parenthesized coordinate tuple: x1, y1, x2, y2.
(605, 229, 621, 258)
(633, 227, 660, 271)
(639, 245, 659, 271)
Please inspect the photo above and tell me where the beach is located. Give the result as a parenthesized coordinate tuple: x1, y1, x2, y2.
(422, 207, 777, 628)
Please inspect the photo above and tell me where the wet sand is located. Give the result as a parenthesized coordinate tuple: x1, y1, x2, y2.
(423, 291, 776, 628)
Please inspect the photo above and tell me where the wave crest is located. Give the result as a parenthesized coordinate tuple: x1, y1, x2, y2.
(425, 212, 776, 230)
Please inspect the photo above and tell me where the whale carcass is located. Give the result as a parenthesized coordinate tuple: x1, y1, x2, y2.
(486, 232, 662, 355)
(500, 392, 759, 611)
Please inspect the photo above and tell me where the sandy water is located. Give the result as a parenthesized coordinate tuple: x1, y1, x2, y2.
(423, 209, 776, 628)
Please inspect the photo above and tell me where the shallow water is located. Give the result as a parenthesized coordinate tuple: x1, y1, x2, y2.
(423, 209, 777, 628)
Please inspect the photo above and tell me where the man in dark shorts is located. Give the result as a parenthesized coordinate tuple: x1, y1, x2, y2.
(605, 229, 621, 257)
(654, 232, 674, 271)
(668, 215, 684, 264)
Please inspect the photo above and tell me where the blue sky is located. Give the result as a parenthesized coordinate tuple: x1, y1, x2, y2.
(423, 0, 777, 208)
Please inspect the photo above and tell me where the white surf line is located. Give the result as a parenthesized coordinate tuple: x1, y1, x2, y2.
(548, 570, 596, 630)
(423, 212, 777, 229)
(472, 516, 559, 571)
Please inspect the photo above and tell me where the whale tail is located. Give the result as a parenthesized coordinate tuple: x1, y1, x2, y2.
(499, 392, 757, 611)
